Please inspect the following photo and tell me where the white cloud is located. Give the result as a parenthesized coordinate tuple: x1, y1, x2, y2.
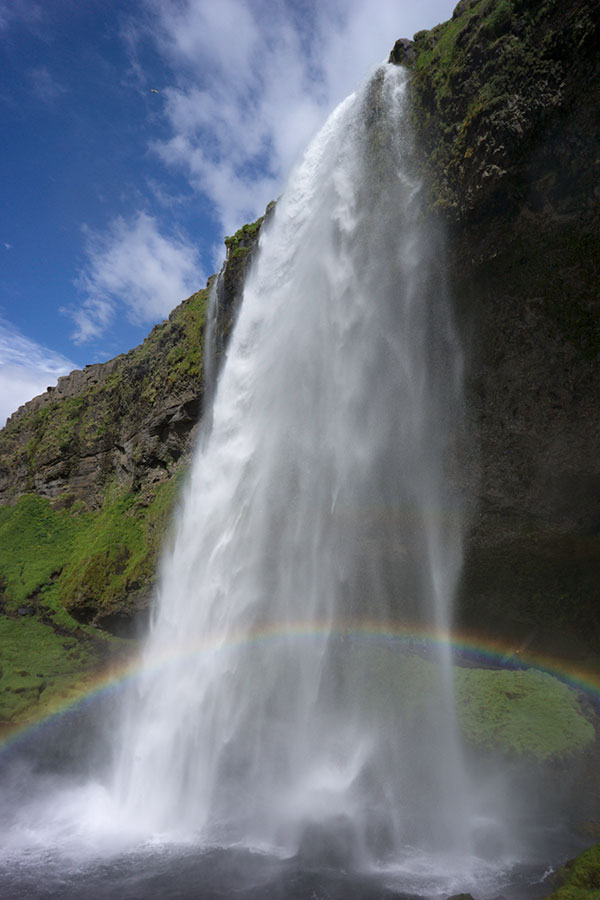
(137, 0, 456, 235)
(69, 212, 204, 344)
(0, 320, 76, 427)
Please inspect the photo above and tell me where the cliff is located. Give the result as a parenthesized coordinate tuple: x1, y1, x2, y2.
(403, 0, 600, 660)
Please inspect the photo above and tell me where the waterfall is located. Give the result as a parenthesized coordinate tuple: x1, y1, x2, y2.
(113, 63, 472, 865)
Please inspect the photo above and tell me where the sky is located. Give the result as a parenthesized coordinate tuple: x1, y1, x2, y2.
(0, 0, 457, 426)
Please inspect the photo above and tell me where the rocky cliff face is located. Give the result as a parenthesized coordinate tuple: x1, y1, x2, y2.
(403, 0, 600, 657)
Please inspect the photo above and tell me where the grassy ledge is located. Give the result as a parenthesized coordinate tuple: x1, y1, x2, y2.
(0, 478, 184, 724)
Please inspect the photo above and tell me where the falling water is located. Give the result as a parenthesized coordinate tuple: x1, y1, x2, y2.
(114, 64, 474, 872)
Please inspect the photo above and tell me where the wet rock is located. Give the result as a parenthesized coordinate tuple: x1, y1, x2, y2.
(388, 38, 415, 66)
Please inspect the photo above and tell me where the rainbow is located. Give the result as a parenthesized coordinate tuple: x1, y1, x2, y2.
(2, 621, 600, 754)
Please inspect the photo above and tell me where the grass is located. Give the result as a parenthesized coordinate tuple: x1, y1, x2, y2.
(0, 613, 97, 723)
(0, 477, 184, 723)
(328, 643, 595, 761)
(59, 474, 183, 618)
(224, 208, 273, 252)
(0, 493, 82, 608)
(455, 666, 594, 759)
(547, 843, 600, 898)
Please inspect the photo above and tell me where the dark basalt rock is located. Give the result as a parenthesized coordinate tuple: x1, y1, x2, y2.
(388, 38, 415, 66)
(403, 0, 600, 657)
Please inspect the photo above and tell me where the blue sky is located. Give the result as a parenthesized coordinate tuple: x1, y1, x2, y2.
(0, 0, 456, 425)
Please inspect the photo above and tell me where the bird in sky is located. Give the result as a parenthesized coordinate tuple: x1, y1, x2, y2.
(150, 88, 159, 94)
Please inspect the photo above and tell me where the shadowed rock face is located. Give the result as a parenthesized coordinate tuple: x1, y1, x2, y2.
(402, 0, 600, 656)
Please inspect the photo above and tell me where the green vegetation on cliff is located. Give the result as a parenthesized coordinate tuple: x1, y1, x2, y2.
(411, 0, 599, 218)
(0, 480, 182, 627)
(58, 475, 183, 622)
(0, 480, 184, 723)
(546, 843, 600, 898)
(0, 286, 208, 508)
(0, 283, 207, 724)
(402, 0, 600, 664)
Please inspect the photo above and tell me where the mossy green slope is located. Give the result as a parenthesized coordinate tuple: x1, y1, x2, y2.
(546, 843, 600, 899)
(335, 645, 594, 762)
(455, 666, 594, 759)
(0, 615, 98, 723)
(0, 479, 183, 723)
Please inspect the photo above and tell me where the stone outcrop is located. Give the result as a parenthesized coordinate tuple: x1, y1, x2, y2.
(388, 38, 415, 66)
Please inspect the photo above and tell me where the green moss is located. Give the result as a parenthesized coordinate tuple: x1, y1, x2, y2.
(547, 843, 600, 899)
(29, 396, 86, 461)
(224, 216, 264, 251)
(455, 667, 594, 759)
(409, 0, 586, 214)
(59, 475, 183, 618)
(0, 288, 209, 496)
(481, 0, 513, 37)
(328, 644, 594, 761)
(0, 614, 97, 723)
(0, 493, 81, 607)
(0, 476, 184, 721)
(0, 492, 118, 722)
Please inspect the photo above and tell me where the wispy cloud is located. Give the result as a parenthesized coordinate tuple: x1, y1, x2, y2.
(68, 212, 204, 344)
(143, 0, 327, 233)
(0, 0, 43, 32)
(134, 0, 453, 235)
(0, 319, 76, 426)
(29, 66, 66, 103)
